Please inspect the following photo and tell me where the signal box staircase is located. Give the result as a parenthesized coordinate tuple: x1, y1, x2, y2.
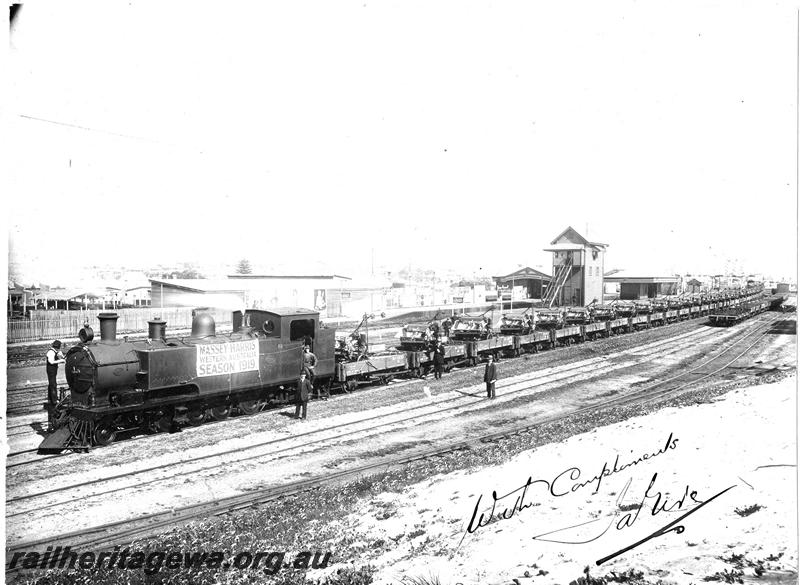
(543, 256, 573, 308)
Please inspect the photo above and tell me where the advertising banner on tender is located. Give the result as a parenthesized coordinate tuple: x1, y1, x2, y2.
(196, 340, 259, 377)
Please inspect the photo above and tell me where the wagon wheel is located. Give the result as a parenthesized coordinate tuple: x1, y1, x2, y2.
(93, 420, 117, 446)
(210, 405, 231, 421)
(346, 380, 357, 393)
(186, 405, 206, 426)
(152, 408, 174, 433)
(238, 400, 261, 416)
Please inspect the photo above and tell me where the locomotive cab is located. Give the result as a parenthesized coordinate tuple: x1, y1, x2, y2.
(240, 307, 335, 376)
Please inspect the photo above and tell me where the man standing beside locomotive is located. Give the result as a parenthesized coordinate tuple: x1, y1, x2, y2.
(45, 340, 66, 430)
(484, 355, 497, 399)
(295, 372, 312, 420)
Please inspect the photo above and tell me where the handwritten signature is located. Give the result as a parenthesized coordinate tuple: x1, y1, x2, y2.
(532, 472, 735, 564)
(461, 433, 735, 563)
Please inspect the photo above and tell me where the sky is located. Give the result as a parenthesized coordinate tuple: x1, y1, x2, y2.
(6, 1, 799, 285)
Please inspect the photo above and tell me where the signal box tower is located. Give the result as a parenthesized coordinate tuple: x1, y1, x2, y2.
(542, 226, 607, 307)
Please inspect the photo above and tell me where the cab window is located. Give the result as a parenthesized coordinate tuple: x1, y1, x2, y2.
(289, 319, 315, 341)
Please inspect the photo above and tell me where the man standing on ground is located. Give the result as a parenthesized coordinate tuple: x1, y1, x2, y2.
(484, 355, 497, 399)
(295, 372, 312, 420)
(433, 342, 445, 379)
(45, 340, 66, 431)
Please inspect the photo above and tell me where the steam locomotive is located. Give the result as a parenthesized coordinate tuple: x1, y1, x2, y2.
(39, 285, 777, 454)
(40, 308, 334, 453)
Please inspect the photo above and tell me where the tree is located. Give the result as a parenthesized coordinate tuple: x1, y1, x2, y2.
(235, 259, 252, 275)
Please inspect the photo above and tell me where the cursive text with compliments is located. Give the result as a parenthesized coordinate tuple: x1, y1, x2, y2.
(463, 433, 679, 540)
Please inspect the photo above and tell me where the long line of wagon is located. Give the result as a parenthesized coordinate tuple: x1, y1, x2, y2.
(334, 287, 783, 390)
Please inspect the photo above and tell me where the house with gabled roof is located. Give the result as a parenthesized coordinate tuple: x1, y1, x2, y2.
(492, 266, 553, 300)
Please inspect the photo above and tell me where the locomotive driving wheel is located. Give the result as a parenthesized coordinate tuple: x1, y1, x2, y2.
(210, 405, 231, 421)
(186, 405, 205, 426)
(237, 400, 261, 416)
(93, 420, 117, 446)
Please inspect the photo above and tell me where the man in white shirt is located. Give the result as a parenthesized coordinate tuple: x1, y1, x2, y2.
(46, 340, 66, 430)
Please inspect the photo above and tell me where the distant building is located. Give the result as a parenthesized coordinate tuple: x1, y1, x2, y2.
(32, 288, 106, 310)
(492, 266, 553, 300)
(7, 282, 33, 316)
(604, 270, 680, 299)
(685, 278, 703, 293)
(150, 274, 392, 318)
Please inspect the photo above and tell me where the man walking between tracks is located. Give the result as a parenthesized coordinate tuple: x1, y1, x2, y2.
(484, 355, 497, 399)
(295, 372, 312, 420)
(45, 340, 66, 431)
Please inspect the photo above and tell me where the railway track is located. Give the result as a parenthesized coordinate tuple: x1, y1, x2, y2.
(2, 311, 709, 453)
(5, 324, 725, 510)
(3, 321, 729, 466)
(6, 312, 784, 559)
(1, 314, 769, 464)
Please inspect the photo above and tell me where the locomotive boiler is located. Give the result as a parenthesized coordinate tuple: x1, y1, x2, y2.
(63, 313, 149, 410)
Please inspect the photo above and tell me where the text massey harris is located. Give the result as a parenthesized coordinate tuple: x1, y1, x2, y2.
(196, 339, 259, 377)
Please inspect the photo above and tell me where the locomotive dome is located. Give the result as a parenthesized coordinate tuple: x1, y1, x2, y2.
(191, 312, 216, 338)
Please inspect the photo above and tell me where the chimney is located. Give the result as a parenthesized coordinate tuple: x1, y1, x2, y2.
(98, 312, 119, 341)
(148, 317, 166, 341)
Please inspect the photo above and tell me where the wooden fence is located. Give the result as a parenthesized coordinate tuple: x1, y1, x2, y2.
(7, 308, 232, 343)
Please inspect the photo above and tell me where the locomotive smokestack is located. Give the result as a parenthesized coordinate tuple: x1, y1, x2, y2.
(98, 312, 119, 342)
(148, 317, 166, 341)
